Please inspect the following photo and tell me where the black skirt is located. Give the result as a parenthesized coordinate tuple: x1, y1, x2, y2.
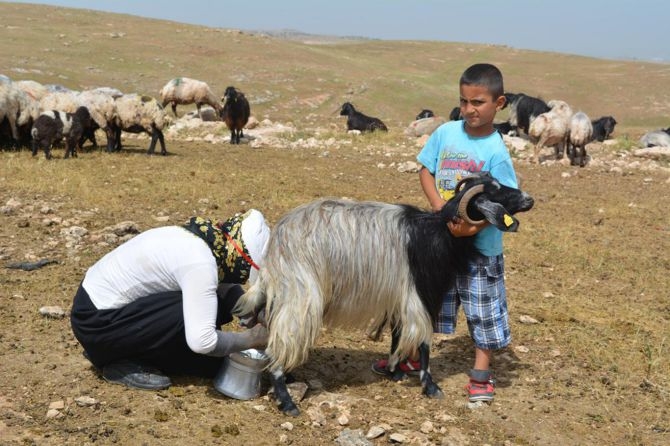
(70, 282, 244, 378)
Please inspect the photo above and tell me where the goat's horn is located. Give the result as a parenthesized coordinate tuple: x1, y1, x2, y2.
(457, 184, 486, 226)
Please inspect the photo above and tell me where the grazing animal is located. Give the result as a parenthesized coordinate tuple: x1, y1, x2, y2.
(111, 94, 167, 155)
(339, 102, 388, 132)
(448, 106, 462, 121)
(233, 173, 534, 416)
(493, 121, 514, 136)
(528, 100, 573, 164)
(31, 106, 94, 159)
(504, 93, 550, 135)
(567, 111, 593, 167)
(639, 129, 670, 147)
(220, 86, 250, 144)
(159, 77, 222, 118)
(416, 109, 435, 120)
(590, 116, 617, 142)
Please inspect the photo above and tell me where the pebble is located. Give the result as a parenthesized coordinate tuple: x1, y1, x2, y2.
(39, 306, 66, 319)
(74, 396, 97, 406)
(519, 314, 539, 324)
(365, 425, 386, 439)
(389, 432, 407, 443)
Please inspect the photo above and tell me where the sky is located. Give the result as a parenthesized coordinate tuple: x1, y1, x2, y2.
(5, 0, 670, 63)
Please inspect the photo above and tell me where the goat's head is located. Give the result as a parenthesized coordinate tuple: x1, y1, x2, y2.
(340, 102, 355, 116)
(416, 109, 434, 120)
(441, 173, 534, 232)
(222, 86, 239, 102)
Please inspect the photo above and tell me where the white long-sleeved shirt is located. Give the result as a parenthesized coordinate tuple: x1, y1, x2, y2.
(82, 226, 221, 355)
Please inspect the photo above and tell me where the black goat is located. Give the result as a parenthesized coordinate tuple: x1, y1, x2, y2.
(416, 109, 435, 120)
(503, 93, 550, 135)
(449, 106, 462, 121)
(339, 102, 387, 132)
(31, 106, 94, 159)
(590, 116, 617, 142)
(233, 173, 534, 416)
(493, 121, 515, 136)
(220, 86, 250, 144)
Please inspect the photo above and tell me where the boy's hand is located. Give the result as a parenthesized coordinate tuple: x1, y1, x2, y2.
(447, 218, 485, 237)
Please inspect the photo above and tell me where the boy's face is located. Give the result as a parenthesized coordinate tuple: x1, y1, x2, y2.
(459, 84, 506, 137)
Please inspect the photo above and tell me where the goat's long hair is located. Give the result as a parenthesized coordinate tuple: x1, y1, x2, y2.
(234, 199, 472, 372)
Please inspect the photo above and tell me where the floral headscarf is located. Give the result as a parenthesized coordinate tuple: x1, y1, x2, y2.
(182, 212, 256, 284)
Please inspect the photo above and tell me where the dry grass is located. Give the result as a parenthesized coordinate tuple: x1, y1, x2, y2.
(1, 3, 670, 446)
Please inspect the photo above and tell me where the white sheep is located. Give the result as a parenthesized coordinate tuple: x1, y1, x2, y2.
(1, 82, 40, 144)
(567, 111, 594, 167)
(15, 80, 49, 101)
(639, 129, 670, 148)
(528, 99, 573, 164)
(159, 77, 222, 119)
(111, 94, 167, 155)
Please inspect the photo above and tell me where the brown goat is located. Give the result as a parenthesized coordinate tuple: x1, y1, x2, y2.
(220, 86, 250, 144)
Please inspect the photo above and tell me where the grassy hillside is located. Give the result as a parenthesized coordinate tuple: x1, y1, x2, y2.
(2, 1, 669, 135)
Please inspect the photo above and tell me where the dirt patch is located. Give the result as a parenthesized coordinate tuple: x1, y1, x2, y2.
(1, 130, 669, 445)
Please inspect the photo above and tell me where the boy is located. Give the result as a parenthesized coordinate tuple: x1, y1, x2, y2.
(373, 63, 517, 402)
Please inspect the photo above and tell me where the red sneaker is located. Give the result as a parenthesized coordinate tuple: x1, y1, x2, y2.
(371, 358, 421, 376)
(466, 379, 495, 402)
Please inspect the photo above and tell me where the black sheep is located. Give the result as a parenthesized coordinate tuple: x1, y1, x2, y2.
(220, 86, 250, 144)
(31, 106, 94, 159)
(590, 116, 617, 142)
(339, 102, 387, 132)
(416, 109, 435, 120)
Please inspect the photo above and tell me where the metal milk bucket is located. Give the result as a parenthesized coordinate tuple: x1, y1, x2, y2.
(213, 349, 270, 400)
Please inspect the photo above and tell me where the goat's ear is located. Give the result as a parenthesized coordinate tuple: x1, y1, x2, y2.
(473, 197, 520, 232)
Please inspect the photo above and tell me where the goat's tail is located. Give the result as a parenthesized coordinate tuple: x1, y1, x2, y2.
(30, 127, 39, 140)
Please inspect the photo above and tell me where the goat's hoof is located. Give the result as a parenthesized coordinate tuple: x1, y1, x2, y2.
(424, 384, 445, 399)
(279, 402, 300, 417)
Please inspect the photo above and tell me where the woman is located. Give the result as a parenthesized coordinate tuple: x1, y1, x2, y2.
(70, 210, 270, 390)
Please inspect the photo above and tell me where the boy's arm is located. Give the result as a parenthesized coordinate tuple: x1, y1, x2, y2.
(419, 167, 446, 212)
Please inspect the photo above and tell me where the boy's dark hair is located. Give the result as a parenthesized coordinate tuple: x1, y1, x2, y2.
(460, 63, 504, 99)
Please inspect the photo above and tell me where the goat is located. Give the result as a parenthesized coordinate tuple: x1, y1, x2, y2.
(567, 111, 593, 167)
(590, 116, 617, 142)
(448, 106, 462, 121)
(503, 93, 550, 135)
(233, 173, 534, 416)
(31, 106, 94, 159)
(529, 100, 573, 164)
(639, 129, 670, 147)
(416, 109, 435, 120)
(339, 102, 387, 132)
(493, 121, 514, 136)
(220, 86, 250, 144)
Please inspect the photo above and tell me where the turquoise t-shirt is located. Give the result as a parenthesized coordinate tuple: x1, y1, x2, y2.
(416, 121, 518, 256)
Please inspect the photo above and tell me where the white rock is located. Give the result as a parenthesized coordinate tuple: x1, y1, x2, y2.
(389, 432, 407, 443)
(366, 425, 386, 439)
(420, 420, 434, 433)
(514, 345, 530, 353)
(337, 414, 349, 426)
(39, 306, 66, 319)
(74, 396, 97, 406)
(48, 401, 65, 410)
(519, 314, 539, 324)
(280, 421, 294, 431)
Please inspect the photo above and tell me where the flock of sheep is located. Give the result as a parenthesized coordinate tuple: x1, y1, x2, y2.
(0, 75, 250, 159)
(3, 72, 669, 164)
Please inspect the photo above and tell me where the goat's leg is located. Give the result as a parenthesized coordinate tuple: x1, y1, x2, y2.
(171, 103, 178, 117)
(147, 129, 157, 155)
(270, 368, 300, 417)
(418, 342, 444, 399)
(386, 324, 407, 382)
(579, 144, 587, 167)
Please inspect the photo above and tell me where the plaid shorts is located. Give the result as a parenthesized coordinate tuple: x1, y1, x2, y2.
(435, 254, 511, 350)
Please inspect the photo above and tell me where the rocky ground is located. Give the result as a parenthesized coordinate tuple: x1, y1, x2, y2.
(1, 120, 669, 445)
